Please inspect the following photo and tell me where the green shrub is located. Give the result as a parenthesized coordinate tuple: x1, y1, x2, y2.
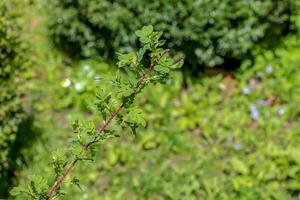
(49, 0, 297, 69)
(0, 0, 30, 193)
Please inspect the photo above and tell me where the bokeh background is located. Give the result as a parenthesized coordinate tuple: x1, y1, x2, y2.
(1, 0, 300, 199)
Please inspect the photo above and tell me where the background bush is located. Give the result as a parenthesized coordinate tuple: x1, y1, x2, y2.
(49, 0, 297, 70)
(0, 0, 30, 194)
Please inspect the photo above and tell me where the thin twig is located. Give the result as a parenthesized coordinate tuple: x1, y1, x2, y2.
(46, 159, 79, 200)
(46, 65, 154, 200)
(46, 48, 170, 199)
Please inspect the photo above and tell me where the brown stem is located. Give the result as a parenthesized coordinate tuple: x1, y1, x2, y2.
(45, 47, 170, 198)
(46, 159, 79, 199)
(46, 65, 154, 200)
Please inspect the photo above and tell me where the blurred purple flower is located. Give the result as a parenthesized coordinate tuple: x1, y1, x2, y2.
(234, 143, 242, 150)
(250, 104, 259, 121)
(277, 107, 285, 116)
(266, 65, 273, 74)
(243, 87, 251, 95)
(258, 99, 268, 107)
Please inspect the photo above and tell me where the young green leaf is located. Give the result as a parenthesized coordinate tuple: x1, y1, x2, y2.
(117, 52, 137, 68)
(135, 25, 153, 38)
(10, 187, 26, 196)
(154, 65, 170, 74)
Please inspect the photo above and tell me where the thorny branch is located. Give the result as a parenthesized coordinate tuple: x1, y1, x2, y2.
(46, 64, 155, 200)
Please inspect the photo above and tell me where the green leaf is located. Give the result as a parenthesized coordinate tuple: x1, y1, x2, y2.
(71, 144, 83, 157)
(72, 120, 79, 132)
(230, 157, 249, 174)
(154, 65, 170, 74)
(129, 124, 138, 136)
(170, 58, 184, 69)
(137, 44, 150, 62)
(117, 52, 137, 67)
(135, 25, 153, 38)
(123, 107, 146, 131)
(29, 175, 49, 195)
(84, 121, 96, 135)
(71, 177, 82, 190)
(118, 85, 132, 98)
(135, 25, 154, 44)
(10, 187, 25, 196)
(52, 148, 66, 161)
(137, 117, 146, 127)
(159, 57, 173, 68)
(103, 129, 120, 138)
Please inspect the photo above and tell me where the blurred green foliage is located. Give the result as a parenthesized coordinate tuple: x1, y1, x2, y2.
(48, 0, 298, 69)
(15, 36, 300, 199)
(0, 0, 31, 193)
(1, 0, 300, 199)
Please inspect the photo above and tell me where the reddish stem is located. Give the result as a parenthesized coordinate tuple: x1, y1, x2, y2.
(46, 66, 152, 199)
